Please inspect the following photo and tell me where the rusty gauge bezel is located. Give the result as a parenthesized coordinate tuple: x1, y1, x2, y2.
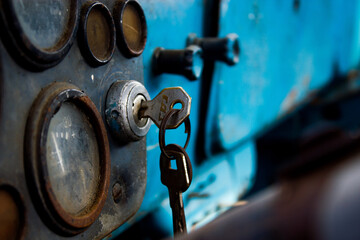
(79, 1, 116, 66)
(0, 0, 78, 71)
(24, 82, 110, 235)
(114, 0, 147, 58)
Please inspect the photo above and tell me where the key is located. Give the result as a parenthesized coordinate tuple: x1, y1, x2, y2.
(139, 87, 191, 129)
(160, 144, 193, 236)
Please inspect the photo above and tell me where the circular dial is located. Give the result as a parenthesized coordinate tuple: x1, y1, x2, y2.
(80, 2, 115, 66)
(13, 0, 71, 49)
(122, 3, 143, 52)
(25, 82, 110, 234)
(114, 0, 147, 57)
(0, 0, 78, 70)
(46, 102, 100, 215)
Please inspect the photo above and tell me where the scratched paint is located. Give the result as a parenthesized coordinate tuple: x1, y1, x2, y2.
(205, 0, 360, 152)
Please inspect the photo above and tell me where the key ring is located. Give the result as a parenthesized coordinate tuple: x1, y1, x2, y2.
(159, 108, 191, 159)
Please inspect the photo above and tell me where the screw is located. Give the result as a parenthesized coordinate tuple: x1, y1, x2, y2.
(112, 182, 123, 203)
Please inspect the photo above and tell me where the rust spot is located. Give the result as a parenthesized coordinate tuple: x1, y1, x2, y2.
(347, 70, 359, 82)
(280, 76, 312, 116)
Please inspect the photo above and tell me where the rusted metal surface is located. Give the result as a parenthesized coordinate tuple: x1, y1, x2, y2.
(0, 0, 148, 239)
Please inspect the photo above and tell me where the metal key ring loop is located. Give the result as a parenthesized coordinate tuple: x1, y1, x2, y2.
(159, 108, 191, 159)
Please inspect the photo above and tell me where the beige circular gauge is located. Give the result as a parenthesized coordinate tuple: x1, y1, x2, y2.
(79, 1, 116, 66)
(114, 0, 147, 57)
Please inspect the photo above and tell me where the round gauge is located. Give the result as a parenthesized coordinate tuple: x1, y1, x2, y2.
(25, 82, 110, 235)
(0, 185, 25, 240)
(0, 0, 78, 70)
(114, 0, 147, 58)
(79, 2, 116, 66)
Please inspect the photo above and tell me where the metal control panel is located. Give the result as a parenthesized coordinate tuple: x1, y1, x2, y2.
(0, 0, 148, 239)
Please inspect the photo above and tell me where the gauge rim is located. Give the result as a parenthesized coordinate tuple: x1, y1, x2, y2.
(114, 0, 147, 58)
(0, 0, 79, 70)
(79, 1, 116, 66)
(24, 82, 110, 233)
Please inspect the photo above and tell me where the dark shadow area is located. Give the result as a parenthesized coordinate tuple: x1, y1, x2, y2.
(195, 0, 221, 163)
(244, 64, 360, 198)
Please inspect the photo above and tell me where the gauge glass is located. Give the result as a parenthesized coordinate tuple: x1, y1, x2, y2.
(86, 6, 112, 61)
(122, 3, 143, 52)
(46, 102, 100, 215)
(13, 0, 71, 49)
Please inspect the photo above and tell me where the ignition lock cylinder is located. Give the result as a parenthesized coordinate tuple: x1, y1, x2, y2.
(105, 80, 191, 143)
(105, 80, 152, 142)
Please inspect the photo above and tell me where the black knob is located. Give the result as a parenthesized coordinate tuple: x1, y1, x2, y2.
(152, 45, 203, 81)
(187, 33, 240, 66)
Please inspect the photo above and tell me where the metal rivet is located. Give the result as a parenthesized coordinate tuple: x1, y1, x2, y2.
(112, 182, 123, 204)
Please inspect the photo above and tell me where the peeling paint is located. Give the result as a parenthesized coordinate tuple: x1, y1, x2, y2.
(96, 213, 115, 238)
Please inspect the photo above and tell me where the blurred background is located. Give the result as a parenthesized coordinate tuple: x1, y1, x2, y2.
(112, 0, 360, 239)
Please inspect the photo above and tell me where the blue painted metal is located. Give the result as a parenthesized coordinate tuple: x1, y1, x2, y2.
(205, 0, 360, 153)
(111, 0, 360, 237)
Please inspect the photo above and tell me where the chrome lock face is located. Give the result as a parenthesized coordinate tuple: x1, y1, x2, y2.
(105, 80, 151, 143)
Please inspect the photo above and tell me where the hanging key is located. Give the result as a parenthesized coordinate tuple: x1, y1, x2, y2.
(160, 144, 193, 236)
(105, 80, 191, 143)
